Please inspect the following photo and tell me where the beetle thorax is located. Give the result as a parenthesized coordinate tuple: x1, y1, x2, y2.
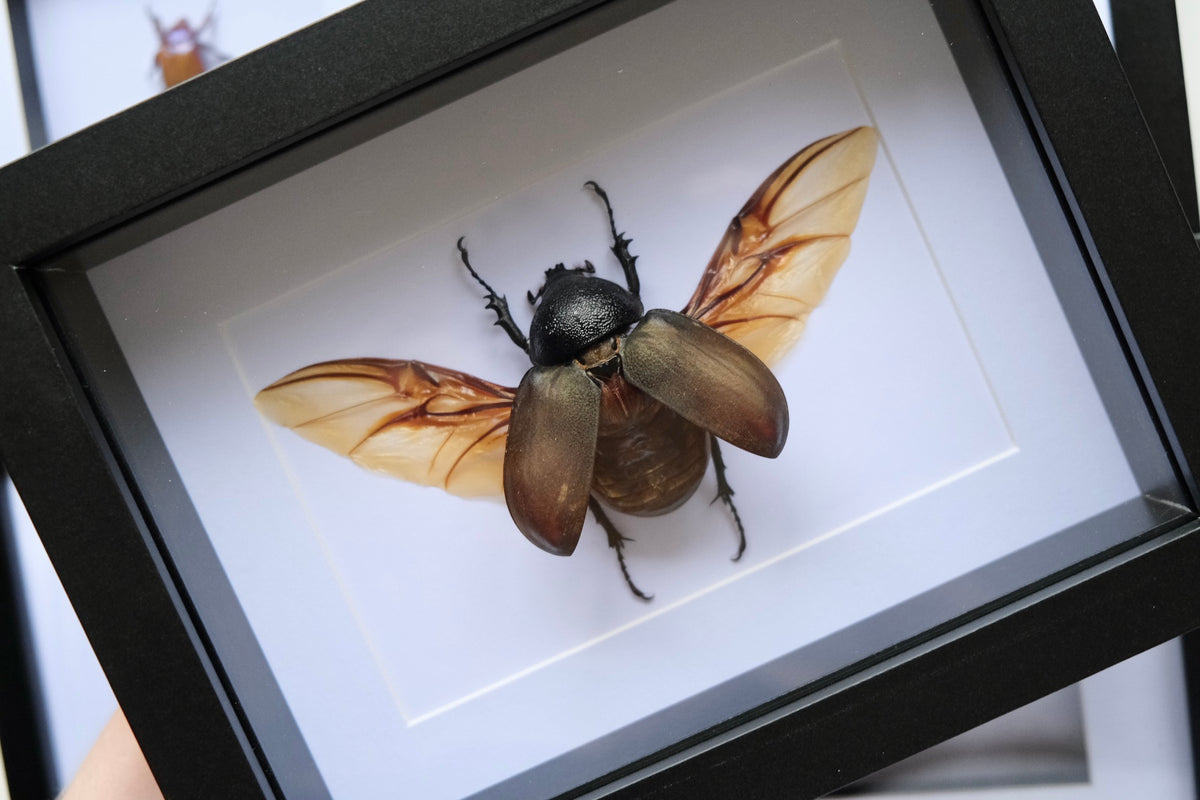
(165, 23, 198, 51)
(576, 336, 621, 373)
(528, 271, 644, 366)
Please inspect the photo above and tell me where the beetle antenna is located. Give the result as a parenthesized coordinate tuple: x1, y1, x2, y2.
(197, 1, 217, 34)
(148, 7, 166, 37)
(456, 237, 530, 353)
(709, 436, 747, 561)
(585, 181, 641, 298)
(589, 498, 653, 601)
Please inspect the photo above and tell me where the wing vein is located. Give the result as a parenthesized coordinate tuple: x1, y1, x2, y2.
(682, 127, 878, 365)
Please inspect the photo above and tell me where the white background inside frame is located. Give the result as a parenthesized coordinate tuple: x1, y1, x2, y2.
(88, 1, 1147, 798)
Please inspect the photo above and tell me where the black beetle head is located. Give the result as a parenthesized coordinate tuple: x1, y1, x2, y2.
(527, 269, 644, 366)
(527, 261, 595, 305)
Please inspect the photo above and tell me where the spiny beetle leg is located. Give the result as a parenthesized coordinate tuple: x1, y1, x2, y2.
(709, 435, 747, 561)
(588, 497, 652, 601)
(584, 181, 641, 298)
(456, 237, 530, 353)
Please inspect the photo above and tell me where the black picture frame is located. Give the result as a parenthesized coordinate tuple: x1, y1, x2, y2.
(1111, 1, 1200, 795)
(0, 470, 54, 800)
(1, 1, 1199, 798)
(1112, 0, 1198, 230)
(4, 0, 47, 150)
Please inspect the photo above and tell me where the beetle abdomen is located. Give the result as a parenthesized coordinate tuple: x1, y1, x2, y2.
(158, 51, 206, 87)
(591, 373, 709, 515)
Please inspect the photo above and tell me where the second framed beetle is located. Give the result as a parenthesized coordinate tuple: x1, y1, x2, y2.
(256, 126, 878, 598)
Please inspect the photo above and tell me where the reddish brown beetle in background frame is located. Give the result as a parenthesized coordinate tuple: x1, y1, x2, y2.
(149, 7, 224, 89)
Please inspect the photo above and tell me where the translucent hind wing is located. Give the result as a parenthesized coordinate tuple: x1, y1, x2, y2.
(255, 358, 515, 498)
(682, 127, 879, 365)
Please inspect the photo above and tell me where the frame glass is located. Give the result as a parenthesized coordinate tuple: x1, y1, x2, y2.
(1, 1, 1198, 798)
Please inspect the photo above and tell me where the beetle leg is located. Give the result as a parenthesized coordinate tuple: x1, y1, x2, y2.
(584, 181, 640, 298)
(588, 498, 653, 601)
(456, 237, 530, 353)
(709, 436, 747, 561)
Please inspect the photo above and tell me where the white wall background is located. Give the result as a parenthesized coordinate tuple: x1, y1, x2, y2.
(0, 2, 29, 164)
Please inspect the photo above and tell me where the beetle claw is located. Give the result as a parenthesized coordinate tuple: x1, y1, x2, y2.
(709, 436, 748, 561)
(588, 498, 653, 601)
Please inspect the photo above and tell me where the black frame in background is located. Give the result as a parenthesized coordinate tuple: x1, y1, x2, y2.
(1113, 0, 1198, 228)
(4, 0, 47, 150)
(3, 3, 83, 798)
(1112, 0, 1200, 795)
(1, 1, 1200, 799)
(0, 471, 54, 800)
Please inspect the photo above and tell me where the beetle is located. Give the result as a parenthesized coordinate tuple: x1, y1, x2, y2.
(255, 126, 878, 599)
(149, 7, 224, 89)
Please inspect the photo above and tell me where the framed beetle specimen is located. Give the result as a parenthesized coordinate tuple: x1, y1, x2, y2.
(1, 1, 1199, 799)
(254, 128, 878, 599)
(6, 0, 358, 144)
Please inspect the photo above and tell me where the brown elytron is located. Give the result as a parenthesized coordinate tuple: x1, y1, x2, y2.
(256, 127, 878, 597)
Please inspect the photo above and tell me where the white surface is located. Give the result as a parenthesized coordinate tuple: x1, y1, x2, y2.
(1092, 0, 1113, 41)
(0, 2, 29, 164)
(4, 481, 115, 788)
(26, 0, 358, 142)
(89, 1, 1147, 797)
(1177, 0, 1200, 196)
(226, 41, 1013, 724)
